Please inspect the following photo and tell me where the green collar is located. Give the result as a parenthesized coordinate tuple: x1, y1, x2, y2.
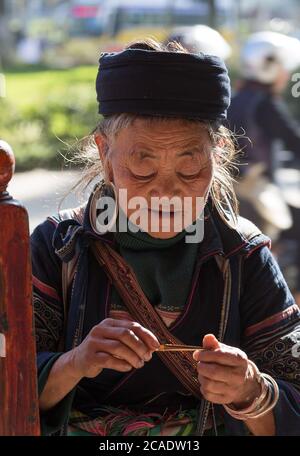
(114, 209, 191, 251)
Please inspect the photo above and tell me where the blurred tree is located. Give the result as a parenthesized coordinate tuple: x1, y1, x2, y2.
(0, 0, 11, 66)
(166, 0, 175, 27)
(194, 0, 216, 28)
(208, 0, 216, 28)
(0, 0, 5, 15)
(0, 0, 3, 65)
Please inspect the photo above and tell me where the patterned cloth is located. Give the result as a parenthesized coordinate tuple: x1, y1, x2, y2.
(68, 408, 198, 436)
(242, 304, 300, 395)
(67, 407, 227, 436)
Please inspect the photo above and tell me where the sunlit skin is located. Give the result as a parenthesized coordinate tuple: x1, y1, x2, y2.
(38, 119, 275, 436)
(95, 119, 213, 239)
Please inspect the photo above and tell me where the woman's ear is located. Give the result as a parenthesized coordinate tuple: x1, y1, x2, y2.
(94, 133, 107, 163)
(94, 132, 113, 181)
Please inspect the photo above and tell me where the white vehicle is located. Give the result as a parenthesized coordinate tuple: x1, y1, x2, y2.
(101, 0, 210, 36)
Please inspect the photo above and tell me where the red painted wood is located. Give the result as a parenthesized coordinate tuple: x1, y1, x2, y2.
(0, 142, 40, 435)
(0, 140, 15, 193)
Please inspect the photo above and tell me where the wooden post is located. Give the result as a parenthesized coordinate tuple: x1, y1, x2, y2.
(0, 140, 40, 435)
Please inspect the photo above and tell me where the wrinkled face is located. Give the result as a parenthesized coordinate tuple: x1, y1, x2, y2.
(95, 118, 214, 239)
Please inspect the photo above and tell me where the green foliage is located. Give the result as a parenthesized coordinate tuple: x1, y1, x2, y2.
(43, 38, 104, 67)
(0, 66, 99, 171)
(2, 63, 299, 172)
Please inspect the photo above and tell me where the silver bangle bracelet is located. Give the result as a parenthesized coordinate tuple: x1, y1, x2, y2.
(224, 371, 279, 421)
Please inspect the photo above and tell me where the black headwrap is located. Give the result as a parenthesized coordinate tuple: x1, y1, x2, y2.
(96, 49, 231, 122)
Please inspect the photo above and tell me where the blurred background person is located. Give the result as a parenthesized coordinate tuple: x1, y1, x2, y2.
(164, 24, 232, 60)
(227, 31, 300, 304)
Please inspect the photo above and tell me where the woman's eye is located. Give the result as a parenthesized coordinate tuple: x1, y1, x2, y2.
(178, 165, 211, 180)
(178, 170, 202, 180)
(179, 173, 200, 180)
(130, 171, 156, 181)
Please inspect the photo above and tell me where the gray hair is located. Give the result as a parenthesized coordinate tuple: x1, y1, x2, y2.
(69, 113, 239, 226)
(67, 37, 239, 225)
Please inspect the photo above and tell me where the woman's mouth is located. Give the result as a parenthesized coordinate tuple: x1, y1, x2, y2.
(148, 208, 178, 217)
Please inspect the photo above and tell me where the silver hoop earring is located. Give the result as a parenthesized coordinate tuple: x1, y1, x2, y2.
(105, 181, 119, 231)
(90, 180, 119, 234)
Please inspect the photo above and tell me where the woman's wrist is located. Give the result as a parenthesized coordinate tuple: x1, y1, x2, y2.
(231, 360, 262, 409)
(223, 361, 279, 421)
(62, 348, 85, 382)
(39, 349, 84, 412)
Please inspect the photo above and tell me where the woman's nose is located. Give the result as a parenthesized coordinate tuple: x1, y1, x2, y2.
(150, 174, 181, 198)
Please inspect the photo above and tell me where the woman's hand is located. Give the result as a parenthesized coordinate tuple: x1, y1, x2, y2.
(193, 334, 261, 408)
(70, 318, 160, 379)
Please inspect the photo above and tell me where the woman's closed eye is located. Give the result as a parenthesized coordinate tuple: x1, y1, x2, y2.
(177, 165, 211, 180)
(129, 170, 157, 181)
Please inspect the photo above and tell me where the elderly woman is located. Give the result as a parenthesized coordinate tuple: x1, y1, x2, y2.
(31, 40, 300, 436)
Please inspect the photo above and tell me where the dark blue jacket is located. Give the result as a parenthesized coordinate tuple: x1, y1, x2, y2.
(227, 83, 300, 178)
(31, 194, 300, 436)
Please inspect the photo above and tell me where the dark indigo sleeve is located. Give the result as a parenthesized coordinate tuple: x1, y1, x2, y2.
(239, 245, 300, 436)
(38, 353, 76, 435)
(31, 219, 76, 435)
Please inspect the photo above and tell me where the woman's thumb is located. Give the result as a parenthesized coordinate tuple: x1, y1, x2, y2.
(202, 334, 220, 350)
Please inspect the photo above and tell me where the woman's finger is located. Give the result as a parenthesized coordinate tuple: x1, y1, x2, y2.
(202, 334, 220, 350)
(200, 388, 227, 404)
(94, 319, 159, 359)
(94, 325, 149, 360)
(130, 324, 160, 350)
(194, 347, 248, 367)
(198, 375, 232, 396)
(95, 352, 134, 372)
(197, 362, 242, 384)
(102, 319, 159, 350)
(93, 338, 146, 369)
